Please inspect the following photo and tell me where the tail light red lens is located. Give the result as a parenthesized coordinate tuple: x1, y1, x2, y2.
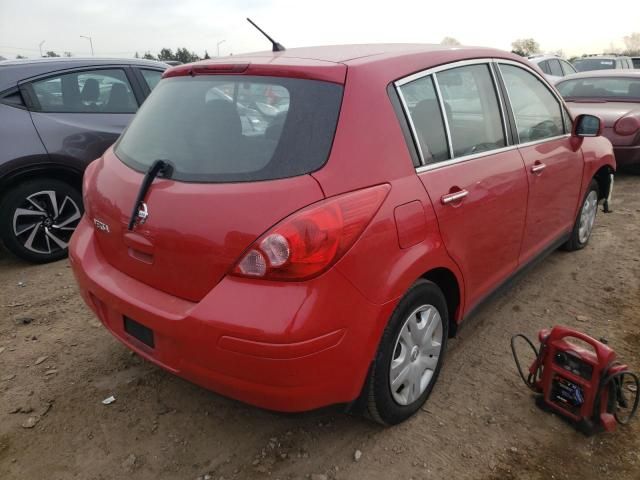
(232, 184, 390, 280)
(614, 115, 640, 136)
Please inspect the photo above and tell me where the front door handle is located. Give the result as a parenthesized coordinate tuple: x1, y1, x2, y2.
(441, 189, 469, 205)
(531, 162, 547, 174)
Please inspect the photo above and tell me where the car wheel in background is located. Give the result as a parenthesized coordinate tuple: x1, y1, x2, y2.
(563, 180, 599, 251)
(367, 279, 449, 425)
(0, 179, 83, 263)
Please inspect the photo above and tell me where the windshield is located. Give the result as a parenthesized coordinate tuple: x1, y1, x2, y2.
(572, 58, 617, 72)
(115, 75, 343, 182)
(557, 77, 640, 101)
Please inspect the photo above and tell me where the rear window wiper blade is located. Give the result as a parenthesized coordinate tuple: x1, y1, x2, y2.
(127, 159, 173, 230)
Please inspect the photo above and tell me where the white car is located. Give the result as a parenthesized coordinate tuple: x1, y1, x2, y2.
(528, 55, 577, 83)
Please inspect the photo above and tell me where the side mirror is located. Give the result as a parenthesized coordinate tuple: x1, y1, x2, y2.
(573, 114, 602, 137)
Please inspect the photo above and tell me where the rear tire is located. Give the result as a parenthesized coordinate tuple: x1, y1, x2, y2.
(563, 180, 599, 252)
(0, 179, 83, 263)
(367, 279, 448, 425)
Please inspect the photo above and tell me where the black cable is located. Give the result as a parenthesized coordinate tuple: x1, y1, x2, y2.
(511, 334, 543, 392)
(610, 370, 639, 425)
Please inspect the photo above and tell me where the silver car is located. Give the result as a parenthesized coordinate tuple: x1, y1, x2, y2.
(528, 54, 577, 83)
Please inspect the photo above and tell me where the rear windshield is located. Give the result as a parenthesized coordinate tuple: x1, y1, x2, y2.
(115, 75, 343, 182)
(573, 58, 616, 72)
(557, 77, 640, 100)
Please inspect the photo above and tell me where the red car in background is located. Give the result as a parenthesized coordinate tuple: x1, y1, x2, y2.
(557, 71, 640, 171)
(69, 44, 615, 425)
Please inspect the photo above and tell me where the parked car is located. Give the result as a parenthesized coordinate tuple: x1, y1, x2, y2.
(573, 55, 634, 72)
(70, 44, 615, 425)
(632, 57, 640, 69)
(0, 57, 168, 263)
(528, 54, 577, 82)
(556, 70, 640, 171)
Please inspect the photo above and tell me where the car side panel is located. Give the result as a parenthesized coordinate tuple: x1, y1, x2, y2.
(29, 112, 134, 167)
(0, 104, 49, 180)
(517, 137, 584, 265)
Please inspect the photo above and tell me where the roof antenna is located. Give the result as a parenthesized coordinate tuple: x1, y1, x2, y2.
(246, 17, 285, 52)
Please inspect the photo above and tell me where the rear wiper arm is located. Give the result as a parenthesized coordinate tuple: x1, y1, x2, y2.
(127, 159, 173, 230)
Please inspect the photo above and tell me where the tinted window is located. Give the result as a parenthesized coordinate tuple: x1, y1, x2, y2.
(560, 60, 577, 76)
(538, 61, 551, 75)
(557, 77, 640, 100)
(633, 58, 640, 69)
(548, 59, 563, 76)
(30, 69, 137, 113)
(437, 64, 505, 157)
(116, 75, 343, 182)
(140, 69, 163, 90)
(500, 64, 564, 142)
(398, 76, 450, 163)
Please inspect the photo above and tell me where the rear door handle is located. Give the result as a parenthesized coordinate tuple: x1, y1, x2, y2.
(441, 189, 469, 205)
(531, 163, 547, 174)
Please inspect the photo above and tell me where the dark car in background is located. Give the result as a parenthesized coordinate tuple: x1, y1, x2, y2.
(557, 70, 640, 171)
(0, 57, 167, 263)
(573, 55, 635, 72)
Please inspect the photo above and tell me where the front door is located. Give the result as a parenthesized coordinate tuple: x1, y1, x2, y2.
(498, 63, 583, 264)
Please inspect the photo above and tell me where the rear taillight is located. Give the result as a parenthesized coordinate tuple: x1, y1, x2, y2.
(232, 184, 390, 281)
(614, 115, 640, 136)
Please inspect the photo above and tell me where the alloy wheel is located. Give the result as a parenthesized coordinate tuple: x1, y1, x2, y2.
(12, 190, 82, 255)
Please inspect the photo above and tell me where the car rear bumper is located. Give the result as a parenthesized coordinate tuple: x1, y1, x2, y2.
(69, 216, 393, 412)
(614, 145, 640, 167)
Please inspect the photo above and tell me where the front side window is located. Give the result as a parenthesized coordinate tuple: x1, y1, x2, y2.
(436, 64, 506, 157)
(398, 75, 450, 164)
(29, 69, 137, 113)
(500, 64, 564, 143)
(116, 75, 343, 182)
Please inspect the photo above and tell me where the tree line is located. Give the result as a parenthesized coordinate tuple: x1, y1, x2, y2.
(134, 47, 211, 63)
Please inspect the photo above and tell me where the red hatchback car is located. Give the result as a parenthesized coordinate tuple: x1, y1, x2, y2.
(69, 44, 615, 425)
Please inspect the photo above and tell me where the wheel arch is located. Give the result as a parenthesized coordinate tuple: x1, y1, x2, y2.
(421, 267, 462, 338)
(0, 163, 83, 204)
(593, 164, 614, 200)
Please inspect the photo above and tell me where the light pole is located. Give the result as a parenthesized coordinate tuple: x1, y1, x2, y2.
(39, 40, 45, 57)
(217, 40, 226, 57)
(80, 35, 94, 56)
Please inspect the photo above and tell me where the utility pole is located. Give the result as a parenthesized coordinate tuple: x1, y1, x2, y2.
(39, 40, 45, 57)
(80, 35, 94, 56)
(217, 39, 226, 57)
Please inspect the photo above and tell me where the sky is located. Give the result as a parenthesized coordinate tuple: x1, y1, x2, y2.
(1, 0, 639, 60)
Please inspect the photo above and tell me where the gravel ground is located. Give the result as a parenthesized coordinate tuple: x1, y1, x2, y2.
(0, 173, 639, 480)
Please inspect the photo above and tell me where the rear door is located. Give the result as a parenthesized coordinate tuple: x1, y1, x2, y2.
(20, 67, 140, 166)
(497, 62, 583, 265)
(397, 61, 528, 309)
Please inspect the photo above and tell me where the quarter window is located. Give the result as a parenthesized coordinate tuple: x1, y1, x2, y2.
(436, 64, 506, 157)
(140, 69, 163, 91)
(29, 69, 137, 113)
(548, 59, 563, 77)
(500, 64, 564, 143)
(538, 61, 551, 75)
(398, 76, 450, 163)
(560, 60, 577, 76)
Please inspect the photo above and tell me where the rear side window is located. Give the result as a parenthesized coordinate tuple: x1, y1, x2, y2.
(538, 61, 551, 75)
(140, 69, 163, 90)
(115, 75, 343, 182)
(500, 64, 564, 143)
(28, 69, 137, 113)
(397, 76, 450, 164)
(436, 64, 506, 157)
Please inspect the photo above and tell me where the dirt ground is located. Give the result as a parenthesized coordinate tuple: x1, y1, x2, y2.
(0, 174, 639, 480)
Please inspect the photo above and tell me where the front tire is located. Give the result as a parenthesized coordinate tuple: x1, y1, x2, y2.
(563, 180, 599, 252)
(367, 280, 449, 425)
(0, 179, 83, 263)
